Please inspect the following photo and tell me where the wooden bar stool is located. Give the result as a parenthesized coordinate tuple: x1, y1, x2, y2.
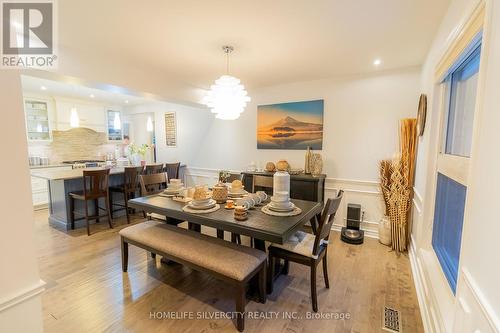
(109, 166, 143, 223)
(163, 162, 181, 181)
(69, 169, 113, 236)
(144, 163, 164, 175)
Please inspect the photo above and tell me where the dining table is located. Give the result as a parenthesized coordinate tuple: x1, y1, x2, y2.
(127, 194, 323, 290)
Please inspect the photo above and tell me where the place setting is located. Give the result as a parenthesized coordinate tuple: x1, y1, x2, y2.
(182, 186, 220, 214)
(226, 179, 248, 199)
(160, 178, 185, 196)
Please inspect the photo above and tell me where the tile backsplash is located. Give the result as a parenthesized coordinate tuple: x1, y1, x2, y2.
(28, 128, 117, 163)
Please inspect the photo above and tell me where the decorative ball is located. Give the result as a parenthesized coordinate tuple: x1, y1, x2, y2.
(265, 162, 276, 172)
(276, 160, 290, 171)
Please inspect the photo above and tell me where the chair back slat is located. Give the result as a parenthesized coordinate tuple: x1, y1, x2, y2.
(226, 173, 243, 183)
(311, 190, 344, 256)
(139, 172, 168, 196)
(123, 166, 144, 192)
(164, 162, 181, 181)
(83, 169, 110, 199)
(144, 164, 164, 175)
(252, 175, 273, 192)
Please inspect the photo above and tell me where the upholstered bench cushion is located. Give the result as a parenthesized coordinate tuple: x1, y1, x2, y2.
(270, 230, 317, 258)
(119, 221, 266, 281)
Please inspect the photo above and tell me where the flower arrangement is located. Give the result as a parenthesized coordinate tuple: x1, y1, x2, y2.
(128, 143, 150, 158)
(218, 170, 231, 183)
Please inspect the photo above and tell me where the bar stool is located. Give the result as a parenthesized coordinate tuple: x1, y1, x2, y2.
(109, 166, 144, 223)
(163, 162, 181, 181)
(144, 163, 164, 175)
(69, 169, 113, 236)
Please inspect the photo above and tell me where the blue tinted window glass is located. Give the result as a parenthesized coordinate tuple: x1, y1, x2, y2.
(432, 173, 467, 293)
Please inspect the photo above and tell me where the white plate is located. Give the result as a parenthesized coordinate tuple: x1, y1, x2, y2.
(163, 187, 184, 194)
(191, 197, 212, 206)
(268, 202, 295, 212)
(189, 199, 216, 210)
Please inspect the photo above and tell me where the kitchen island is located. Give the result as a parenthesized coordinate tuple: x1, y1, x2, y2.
(31, 167, 128, 230)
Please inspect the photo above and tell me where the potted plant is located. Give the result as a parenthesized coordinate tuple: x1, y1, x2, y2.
(128, 143, 150, 166)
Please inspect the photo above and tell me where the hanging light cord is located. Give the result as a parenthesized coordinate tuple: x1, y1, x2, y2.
(223, 45, 233, 75)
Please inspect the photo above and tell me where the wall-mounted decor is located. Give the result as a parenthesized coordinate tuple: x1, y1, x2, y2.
(164, 112, 177, 147)
(257, 99, 324, 150)
(417, 94, 427, 136)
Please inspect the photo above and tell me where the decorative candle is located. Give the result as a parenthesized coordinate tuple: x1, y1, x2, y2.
(273, 170, 290, 197)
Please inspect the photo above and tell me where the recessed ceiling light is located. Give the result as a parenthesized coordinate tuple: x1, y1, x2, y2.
(40, 86, 47, 91)
(373, 59, 382, 66)
(89, 94, 95, 98)
(124, 100, 129, 104)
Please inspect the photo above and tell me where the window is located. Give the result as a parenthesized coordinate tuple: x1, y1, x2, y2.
(444, 47, 481, 157)
(432, 174, 467, 293)
(432, 33, 481, 294)
(107, 110, 122, 141)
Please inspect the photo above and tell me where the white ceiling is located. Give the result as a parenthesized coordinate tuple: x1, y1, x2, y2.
(21, 75, 149, 106)
(55, 0, 449, 102)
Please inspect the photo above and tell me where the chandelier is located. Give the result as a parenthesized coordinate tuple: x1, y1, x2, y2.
(202, 46, 251, 120)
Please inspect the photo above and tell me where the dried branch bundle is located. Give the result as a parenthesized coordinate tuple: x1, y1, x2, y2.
(379, 118, 418, 253)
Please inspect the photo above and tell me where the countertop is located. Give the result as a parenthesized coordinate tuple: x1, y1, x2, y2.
(31, 167, 125, 180)
(29, 164, 70, 169)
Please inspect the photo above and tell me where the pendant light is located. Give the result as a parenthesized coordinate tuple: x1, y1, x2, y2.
(202, 46, 251, 120)
(146, 116, 153, 132)
(70, 107, 80, 127)
(113, 112, 121, 130)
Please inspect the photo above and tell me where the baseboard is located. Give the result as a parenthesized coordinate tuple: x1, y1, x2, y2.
(409, 236, 434, 333)
(0, 279, 46, 313)
(331, 223, 378, 239)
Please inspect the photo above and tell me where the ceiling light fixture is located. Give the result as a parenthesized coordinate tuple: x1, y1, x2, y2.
(202, 45, 251, 120)
(40, 86, 47, 91)
(113, 112, 121, 130)
(89, 94, 95, 98)
(373, 59, 382, 66)
(70, 107, 80, 127)
(124, 100, 129, 104)
(146, 116, 153, 132)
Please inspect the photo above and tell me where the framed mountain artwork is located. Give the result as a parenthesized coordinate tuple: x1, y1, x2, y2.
(257, 99, 324, 150)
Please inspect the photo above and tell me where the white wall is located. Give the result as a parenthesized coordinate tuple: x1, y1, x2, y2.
(191, 67, 420, 181)
(410, 0, 500, 332)
(124, 102, 212, 166)
(179, 67, 420, 237)
(0, 72, 44, 332)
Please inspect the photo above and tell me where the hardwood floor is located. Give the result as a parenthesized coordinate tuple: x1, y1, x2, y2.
(34, 209, 423, 332)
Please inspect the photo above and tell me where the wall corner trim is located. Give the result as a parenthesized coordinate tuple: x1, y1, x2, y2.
(0, 279, 46, 313)
(461, 268, 500, 332)
(409, 235, 435, 333)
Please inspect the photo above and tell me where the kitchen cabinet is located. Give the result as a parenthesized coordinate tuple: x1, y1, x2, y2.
(24, 98, 51, 141)
(30, 165, 73, 209)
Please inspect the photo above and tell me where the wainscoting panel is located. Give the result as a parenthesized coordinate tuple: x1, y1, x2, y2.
(183, 167, 384, 238)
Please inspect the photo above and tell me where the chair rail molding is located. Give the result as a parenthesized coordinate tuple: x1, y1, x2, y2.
(183, 166, 384, 238)
(0, 279, 46, 313)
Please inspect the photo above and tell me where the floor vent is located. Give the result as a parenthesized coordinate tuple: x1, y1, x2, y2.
(382, 306, 401, 332)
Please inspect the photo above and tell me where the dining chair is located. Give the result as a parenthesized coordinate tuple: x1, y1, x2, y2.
(109, 166, 144, 223)
(69, 168, 113, 236)
(139, 173, 183, 227)
(139, 172, 168, 196)
(164, 162, 181, 181)
(252, 175, 273, 193)
(144, 163, 164, 175)
(226, 172, 243, 183)
(267, 190, 344, 312)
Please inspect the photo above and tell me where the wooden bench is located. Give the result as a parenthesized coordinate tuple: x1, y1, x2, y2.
(119, 221, 267, 332)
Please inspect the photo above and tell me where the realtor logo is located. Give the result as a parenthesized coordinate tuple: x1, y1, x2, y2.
(1, 0, 57, 68)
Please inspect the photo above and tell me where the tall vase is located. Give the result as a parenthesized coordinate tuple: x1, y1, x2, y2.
(304, 146, 312, 174)
(273, 171, 290, 196)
